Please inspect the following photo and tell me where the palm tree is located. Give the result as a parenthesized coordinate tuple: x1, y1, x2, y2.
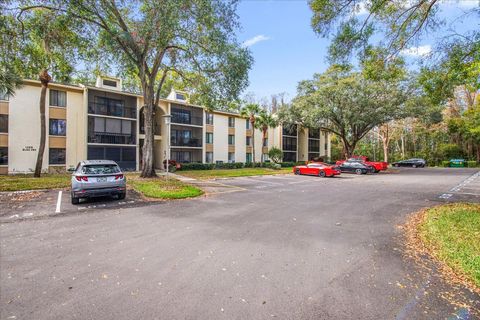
(256, 109, 278, 162)
(240, 103, 262, 163)
(0, 68, 22, 98)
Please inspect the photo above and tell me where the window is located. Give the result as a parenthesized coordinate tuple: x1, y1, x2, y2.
(228, 152, 235, 163)
(206, 113, 214, 125)
(49, 148, 66, 165)
(102, 79, 118, 87)
(49, 119, 66, 136)
(49, 90, 66, 107)
(171, 151, 192, 163)
(89, 93, 136, 119)
(263, 138, 268, 147)
(262, 153, 269, 162)
(88, 116, 136, 144)
(246, 136, 252, 146)
(0, 91, 8, 101)
(228, 134, 235, 145)
(0, 147, 7, 165)
(246, 119, 251, 129)
(87, 146, 136, 170)
(206, 152, 213, 163)
(283, 152, 296, 162)
(308, 129, 320, 139)
(308, 139, 320, 152)
(172, 108, 191, 124)
(282, 124, 297, 136)
(282, 136, 297, 151)
(228, 117, 235, 128)
(206, 132, 213, 144)
(0, 115, 7, 133)
(246, 153, 252, 163)
(176, 93, 186, 100)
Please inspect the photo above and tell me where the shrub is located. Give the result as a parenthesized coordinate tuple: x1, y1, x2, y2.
(180, 163, 215, 170)
(441, 160, 450, 168)
(268, 147, 283, 163)
(280, 162, 295, 167)
(467, 161, 478, 168)
(215, 162, 245, 169)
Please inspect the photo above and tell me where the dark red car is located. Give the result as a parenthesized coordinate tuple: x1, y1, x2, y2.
(336, 156, 388, 173)
(293, 162, 341, 177)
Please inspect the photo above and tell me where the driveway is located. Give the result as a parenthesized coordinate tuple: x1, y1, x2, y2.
(0, 168, 479, 319)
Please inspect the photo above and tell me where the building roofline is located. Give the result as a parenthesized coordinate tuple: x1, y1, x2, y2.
(22, 79, 85, 92)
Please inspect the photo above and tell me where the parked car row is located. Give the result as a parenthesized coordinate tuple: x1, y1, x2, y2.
(293, 156, 427, 178)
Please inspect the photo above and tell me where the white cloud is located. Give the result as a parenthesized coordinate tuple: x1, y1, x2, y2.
(242, 35, 270, 48)
(401, 45, 432, 57)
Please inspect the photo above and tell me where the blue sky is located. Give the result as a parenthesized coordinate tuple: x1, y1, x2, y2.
(236, 0, 480, 101)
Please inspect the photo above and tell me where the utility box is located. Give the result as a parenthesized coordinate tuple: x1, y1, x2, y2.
(449, 159, 465, 167)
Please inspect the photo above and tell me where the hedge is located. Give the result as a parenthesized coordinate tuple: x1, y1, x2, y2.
(178, 161, 299, 170)
(441, 160, 450, 167)
(467, 161, 478, 168)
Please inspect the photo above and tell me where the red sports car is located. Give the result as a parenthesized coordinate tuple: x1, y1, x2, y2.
(336, 156, 388, 173)
(293, 163, 341, 177)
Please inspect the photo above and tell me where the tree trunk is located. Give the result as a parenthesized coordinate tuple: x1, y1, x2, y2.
(382, 137, 389, 163)
(251, 117, 255, 163)
(342, 139, 356, 159)
(34, 69, 51, 177)
(140, 85, 157, 178)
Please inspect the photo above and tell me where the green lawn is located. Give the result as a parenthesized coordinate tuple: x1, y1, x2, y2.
(0, 174, 71, 191)
(127, 175, 203, 199)
(178, 167, 293, 179)
(0, 173, 203, 200)
(418, 203, 480, 288)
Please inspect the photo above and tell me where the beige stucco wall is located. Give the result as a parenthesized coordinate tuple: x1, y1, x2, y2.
(213, 113, 229, 162)
(9, 84, 47, 173)
(234, 116, 246, 162)
(8, 83, 85, 173)
(297, 127, 308, 162)
(66, 89, 87, 170)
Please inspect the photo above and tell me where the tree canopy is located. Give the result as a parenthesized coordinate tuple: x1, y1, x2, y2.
(282, 65, 416, 158)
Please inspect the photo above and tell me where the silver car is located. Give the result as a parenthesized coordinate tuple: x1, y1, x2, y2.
(70, 160, 126, 204)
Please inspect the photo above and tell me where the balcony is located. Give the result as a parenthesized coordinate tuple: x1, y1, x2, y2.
(88, 132, 136, 145)
(171, 115, 203, 126)
(88, 103, 136, 119)
(140, 123, 161, 135)
(171, 137, 202, 148)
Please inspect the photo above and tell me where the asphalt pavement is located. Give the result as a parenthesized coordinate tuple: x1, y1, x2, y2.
(0, 167, 479, 319)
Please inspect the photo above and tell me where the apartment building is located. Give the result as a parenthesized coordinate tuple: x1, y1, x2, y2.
(0, 76, 331, 174)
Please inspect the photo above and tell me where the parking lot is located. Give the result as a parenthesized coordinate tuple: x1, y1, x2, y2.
(0, 168, 479, 319)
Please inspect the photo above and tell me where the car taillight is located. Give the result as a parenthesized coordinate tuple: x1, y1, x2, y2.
(115, 174, 124, 180)
(75, 176, 88, 182)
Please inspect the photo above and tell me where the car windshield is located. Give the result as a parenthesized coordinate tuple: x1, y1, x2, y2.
(308, 164, 324, 168)
(81, 164, 120, 175)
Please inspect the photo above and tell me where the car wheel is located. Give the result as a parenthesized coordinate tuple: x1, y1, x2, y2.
(355, 168, 363, 175)
(369, 167, 376, 173)
(71, 196, 79, 205)
(118, 192, 126, 200)
(295, 169, 300, 175)
(412, 164, 417, 168)
(319, 170, 326, 177)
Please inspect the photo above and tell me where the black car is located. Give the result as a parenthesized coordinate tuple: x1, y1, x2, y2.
(392, 158, 426, 168)
(337, 161, 370, 174)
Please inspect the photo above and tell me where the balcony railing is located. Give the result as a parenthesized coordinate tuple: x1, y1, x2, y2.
(171, 115, 203, 126)
(88, 132, 136, 145)
(88, 103, 136, 119)
(171, 137, 202, 148)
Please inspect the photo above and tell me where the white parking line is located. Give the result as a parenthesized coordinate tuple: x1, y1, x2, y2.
(55, 191, 63, 213)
